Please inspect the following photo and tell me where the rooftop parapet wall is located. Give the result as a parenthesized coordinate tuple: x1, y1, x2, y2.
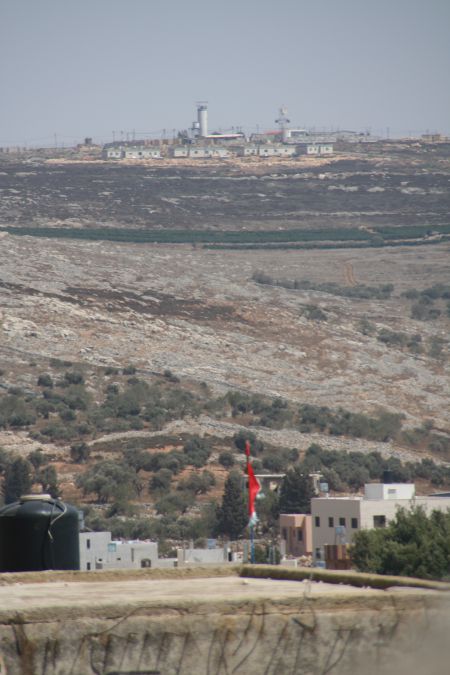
(0, 567, 449, 675)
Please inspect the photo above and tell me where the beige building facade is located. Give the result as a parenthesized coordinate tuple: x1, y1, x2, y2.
(311, 483, 450, 554)
(279, 513, 313, 557)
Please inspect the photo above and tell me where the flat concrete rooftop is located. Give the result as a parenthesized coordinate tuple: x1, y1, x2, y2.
(0, 568, 449, 675)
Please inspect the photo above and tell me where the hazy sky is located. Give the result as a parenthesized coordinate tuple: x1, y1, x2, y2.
(1, 0, 449, 145)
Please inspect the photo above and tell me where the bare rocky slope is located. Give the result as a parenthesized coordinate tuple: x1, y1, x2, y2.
(0, 146, 449, 498)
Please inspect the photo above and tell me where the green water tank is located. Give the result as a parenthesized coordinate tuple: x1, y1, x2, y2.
(0, 494, 80, 572)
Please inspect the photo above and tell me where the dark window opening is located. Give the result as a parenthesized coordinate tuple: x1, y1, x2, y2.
(373, 515, 386, 528)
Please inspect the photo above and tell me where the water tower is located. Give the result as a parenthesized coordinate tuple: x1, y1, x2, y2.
(197, 101, 208, 138)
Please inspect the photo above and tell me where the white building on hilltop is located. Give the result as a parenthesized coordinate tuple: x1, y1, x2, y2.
(311, 482, 450, 556)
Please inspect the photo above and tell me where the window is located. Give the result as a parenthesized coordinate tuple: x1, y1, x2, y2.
(282, 528, 287, 540)
(373, 515, 386, 528)
(315, 516, 320, 527)
(86, 539, 91, 550)
(328, 517, 334, 528)
(351, 518, 358, 529)
(339, 517, 346, 527)
(297, 530, 303, 541)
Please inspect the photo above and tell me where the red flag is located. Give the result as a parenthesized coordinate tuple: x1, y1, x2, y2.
(247, 461, 261, 520)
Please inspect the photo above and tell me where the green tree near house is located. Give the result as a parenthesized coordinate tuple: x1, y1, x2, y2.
(278, 467, 315, 514)
(216, 471, 248, 540)
(352, 507, 450, 580)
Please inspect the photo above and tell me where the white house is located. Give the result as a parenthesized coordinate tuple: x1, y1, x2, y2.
(172, 146, 189, 158)
(297, 143, 334, 156)
(311, 482, 450, 557)
(105, 147, 124, 159)
(79, 532, 233, 571)
(79, 532, 166, 571)
(124, 147, 162, 159)
(235, 145, 258, 157)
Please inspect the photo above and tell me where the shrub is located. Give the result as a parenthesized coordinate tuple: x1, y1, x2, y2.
(155, 492, 193, 516)
(59, 408, 76, 422)
(149, 468, 173, 492)
(63, 371, 85, 385)
(261, 452, 286, 472)
(70, 442, 91, 463)
(358, 317, 376, 336)
(28, 449, 47, 470)
(104, 367, 119, 375)
(0, 395, 36, 428)
(218, 451, 235, 468)
(233, 430, 264, 454)
(37, 373, 53, 388)
(76, 460, 138, 503)
(177, 470, 215, 495)
(411, 301, 441, 321)
(302, 304, 327, 321)
(163, 369, 180, 383)
(183, 437, 211, 468)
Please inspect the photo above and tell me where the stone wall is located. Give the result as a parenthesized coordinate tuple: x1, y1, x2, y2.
(0, 570, 449, 674)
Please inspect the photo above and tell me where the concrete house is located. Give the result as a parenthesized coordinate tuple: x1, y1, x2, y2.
(311, 482, 450, 558)
(79, 532, 167, 571)
(279, 513, 313, 557)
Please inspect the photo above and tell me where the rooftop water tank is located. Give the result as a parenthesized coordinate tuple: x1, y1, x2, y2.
(0, 494, 80, 572)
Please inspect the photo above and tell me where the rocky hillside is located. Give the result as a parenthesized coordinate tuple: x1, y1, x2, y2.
(0, 145, 449, 518)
